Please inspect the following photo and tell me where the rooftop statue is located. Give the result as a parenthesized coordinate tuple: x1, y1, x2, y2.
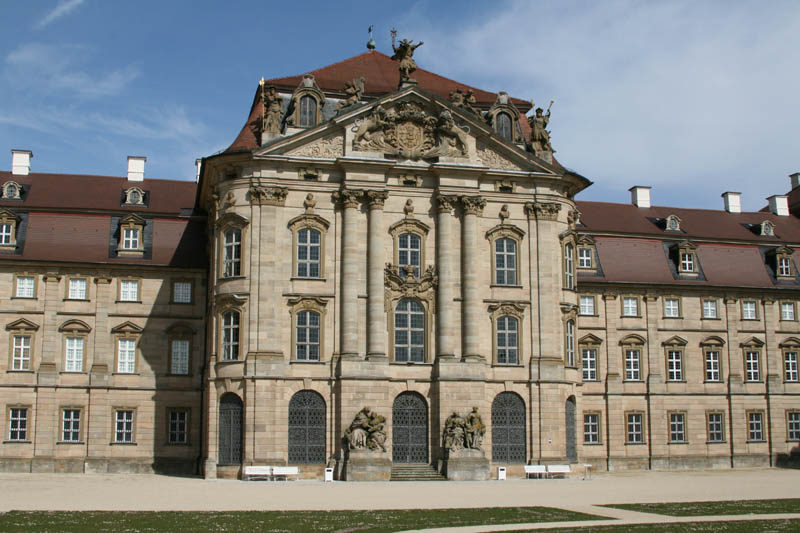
(391, 38, 424, 83)
(260, 83, 283, 135)
(337, 76, 366, 111)
(528, 100, 554, 153)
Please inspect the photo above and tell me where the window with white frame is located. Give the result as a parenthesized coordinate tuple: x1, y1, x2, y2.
(0, 223, 12, 245)
(788, 412, 800, 441)
(623, 297, 638, 317)
(117, 339, 136, 373)
(172, 281, 192, 303)
(12, 335, 31, 371)
(781, 302, 796, 321)
(579, 296, 595, 316)
(15, 275, 34, 298)
(64, 337, 84, 372)
(223, 228, 242, 277)
(702, 299, 718, 319)
(582, 348, 597, 381)
(399, 233, 422, 278)
(495, 237, 517, 285)
(745, 350, 760, 382)
(664, 298, 680, 318)
(122, 228, 139, 250)
(565, 320, 575, 367)
(8, 407, 27, 441)
(779, 257, 792, 277)
(625, 348, 641, 381)
(578, 247, 593, 269)
(626, 413, 643, 443)
(748, 412, 763, 441)
(297, 228, 321, 278)
(584, 413, 600, 444)
(168, 409, 188, 444)
(705, 349, 721, 382)
(296, 310, 321, 361)
(0, 210, 18, 249)
(221, 311, 240, 361)
(707, 412, 724, 442)
(785, 351, 799, 382)
(170, 339, 190, 375)
(680, 252, 694, 272)
(114, 410, 134, 443)
(120, 280, 139, 302)
(667, 350, 683, 381)
(496, 316, 518, 365)
(68, 278, 87, 300)
(564, 243, 575, 290)
(61, 409, 81, 442)
(394, 298, 425, 363)
(742, 300, 757, 320)
(669, 413, 686, 442)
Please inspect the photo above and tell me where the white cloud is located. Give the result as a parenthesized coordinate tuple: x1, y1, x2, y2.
(35, 0, 86, 29)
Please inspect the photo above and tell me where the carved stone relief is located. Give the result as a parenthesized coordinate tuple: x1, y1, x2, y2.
(524, 201, 561, 221)
(384, 264, 437, 312)
(248, 186, 288, 206)
(344, 407, 387, 452)
(287, 134, 344, 158)
(443, 407, 486, 452)
(477, 145, 521, 171)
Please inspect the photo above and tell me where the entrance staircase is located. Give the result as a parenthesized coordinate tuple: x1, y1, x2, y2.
(390, 463, 446, 481)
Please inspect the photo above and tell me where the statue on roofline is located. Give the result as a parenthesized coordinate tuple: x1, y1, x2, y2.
(260, 83, 283, 135)
(528, 100, 555, 153)
(337, 76, 366, 111)
(391, 35, 424, 83)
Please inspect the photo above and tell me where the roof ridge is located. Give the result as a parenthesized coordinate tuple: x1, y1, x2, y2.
(262, 50, 386, 85)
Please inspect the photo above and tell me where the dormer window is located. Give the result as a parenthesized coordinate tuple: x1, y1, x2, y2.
(496, 112, 513, 141)
(670, 240, 698, 277)
(487, 92, 522, 143)
(2, 181, 22, 200)
(665, 215, 681, 232)
(290, 75, 325, 129)
(298, 95, 317, 127)
(771, 246, 794, 279)
(680, 251, 694, 272)
(576, 236, 597, 273)
(761, 221, 775, 237)
(117, 214, 145, 256)
(0, 209, 19, 250)
(124, 187, 145, 206)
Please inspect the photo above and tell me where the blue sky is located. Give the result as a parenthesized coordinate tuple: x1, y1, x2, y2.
(1, 0, 798, 211)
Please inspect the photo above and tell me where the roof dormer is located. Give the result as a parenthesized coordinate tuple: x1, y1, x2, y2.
(289, 75, 326, 129)
(486, 92, 523, 144)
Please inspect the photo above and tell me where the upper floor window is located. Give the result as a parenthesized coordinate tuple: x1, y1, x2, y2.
(701, 337, 725, 382)
(68, 278, 87, 300)
(665, 215, 682, 232)
(170, 339, 190, 375)
(15, 275, 35, 298)
(223, 228, 242, 277)
(496, 316, 518, 365)
(123, 187, 145, 206)
(116, 338, 137, 373)
(12, 334, 31, 371)
(399, 233, 422, 278)
(782, 302, 796, 321)
(117, 214, 145, 255)
(578, 247, 593, 269)
(621, 335, 645, 381)
(741, 300, 758, 320)
(296, 310, 321, 361)
(673, 241, 698, 275)
(667, 349, 683, 381)
(582, 347, 597, 381)
(622, 297, 639, 317)
(579, 295, 595, 316)
(702, 299, 718, 319)
(664, 297, 680, 318)
(584, 413, 600, 444)
(0, 223, 12, 245)
(496, 112, 513, 141)
(298, 95, 317, 127)
(172, 281, 192, 304)
(122, 228, 139, 250)
(779, 257, 793, 277)
(0, 209, 19, 249)
(745, 349, 761, 382)
(565, 319, 575, 367)
(495, 237, 517, 285)
(785, 350, 799, 382)
(297, 228, 321, 278)
(564, 243, 575, 290)
(394, 298, 425, 363)
(168, 409, 189, 444)
(680, 252, 694, 272)
(221, 310, 240, 361)
(65, 336, 85, 372)
(119, 279, 139, 302)
(2, 181, 22, 200)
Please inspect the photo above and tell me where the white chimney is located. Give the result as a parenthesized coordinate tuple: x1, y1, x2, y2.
(767, 195, 789, 216)
(127, 156, 146, 181)
(790, 172, 800, 190)
(721, 191, 741, 213)
(195, 158, 202, 183)
(11, 149, 33, 176)
(629, 186, 651, 208)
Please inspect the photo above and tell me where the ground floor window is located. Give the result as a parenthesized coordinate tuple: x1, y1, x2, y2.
(584, 413, 600, 444)
(61, 409, 81, 442)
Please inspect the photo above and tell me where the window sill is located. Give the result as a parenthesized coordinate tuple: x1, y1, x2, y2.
(583, 442, 603, 446)
(787, 439, 800, 443)
(390, 362, 433, 366)
(490, 284, 524, 289)
(582, 378, 599, 382)
(704, 380, 723, 384)
(59, 371, 87, 375)
(741, 318, 760, 322)
(291, 360, 324, 364)
(218, 275, 246, 281)
(668, 441, 689, 445)
(745, 381, 764, 384)
(702, 317, 721, 320)
(112, 372, 140, 376)
(493, 363, 523, 368)
(663, 316, 683, 320)
(165, 373, 191, 377)
(667, 380, 687, 383)
(291, 277, 327, 282)
(110, 442, 137, 446)
(11, 296, 37, 300)
(785, 380, 800, 384)
(623, 380, 644, 383)
(747, 440, 766, 443)
(116, 300, 142, 304)
(706, 440, 727, 444)
(166, 441, 190, 446)
(624, 442, 646, 446)
(171, 301, 193, 305)
(57, 441, 84, 445)
(7, 369, 33, 373)
(3, 440, 31, 444)
(63, 298, 91, 302)
(579, 313, 599, 318)
(621, 315, 642, 319)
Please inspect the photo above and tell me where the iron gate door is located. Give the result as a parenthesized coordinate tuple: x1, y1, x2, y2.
(392, 392, 428, 463)
(566, 397, 577, 463)
(218, 394, 242, 465)
(492, 392, 526, 462)
(288, 390, 326, 464)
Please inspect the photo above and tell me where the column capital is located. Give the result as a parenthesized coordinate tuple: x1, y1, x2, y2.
(436, 194, 459, 214)
(524, 201, 561, 221)
(461, 195, 486, 216)
(249, 185, 288, 206)
(365, 189, 389, 209)
(332, 188, 363, 209)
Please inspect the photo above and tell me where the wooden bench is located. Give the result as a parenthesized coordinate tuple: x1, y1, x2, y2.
(546, 464, 571, 478)
(524, 465, 547, 479)
(243, 466, 272, 481)
(270, 466, 299, 481)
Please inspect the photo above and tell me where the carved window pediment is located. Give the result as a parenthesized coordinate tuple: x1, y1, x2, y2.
(384, 264, 437, 312)
(290, 75, 325, 128)
(579, 333, 603, 345)
(389, 218, 429, 239)
(6, 318, 39, 331)
(215, 293, 248, 310)
(760, 220, 775, 236)
(700, 335, 726, 347)
(485, 224, 525, 242)
(58, 319, 92, 333)
(779, 337, 800, 348)
(111, 321, 144, 334)
(249, 186, 287, 206)
(2, 181, 23, 200)
(215, 211, 249, 230)
(662, 335, 688, 347)
(288, 213, 330, 233)
(486, 92, 523, 143)
(740, 336, 765, 348)
(488, 302, 526, 321)
(619, 334, 646, 346)
(123, 187, 146, 206)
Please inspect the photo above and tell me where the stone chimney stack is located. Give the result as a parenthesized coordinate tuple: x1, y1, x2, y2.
(767, 195, 789, 216)
(722, 192, 741, 213)
(790, 172, 800, 190)
(629, 186, 651, 208)
(127, 156, 146, 182)
(11, 150, 33, 176)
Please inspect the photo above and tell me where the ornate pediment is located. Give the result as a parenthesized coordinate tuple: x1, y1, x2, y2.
(286, 134, 344, 158)
(384, 264, 438, 312)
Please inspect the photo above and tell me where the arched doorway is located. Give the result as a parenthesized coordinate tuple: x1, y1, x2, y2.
(566, 396, 577, 463)
(392, 392, 428, 463)
(218, 393, 243, 465)
(492, 392, 526, 462)
(288, 390, 326, 464)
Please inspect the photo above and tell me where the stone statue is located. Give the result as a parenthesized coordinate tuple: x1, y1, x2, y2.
(465, 407, 486, 450)
(443, 408, 485, 452)
(528, 100, 554, 153)
(391, 38, 424, 82)
(463, 89, 480, 116)
(345, 407, 387, 452)
(403, 199, 414, 216)
(261, 86, 283, 134)
(449, 88, 465, 107)
(444, 411, 466, 452)
(353, 105, 389, 152)
(435, 111, 468, 157)
(337, 76, 365, 111)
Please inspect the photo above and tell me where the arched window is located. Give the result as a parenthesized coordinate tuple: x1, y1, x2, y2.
(288, 390, 326, 464)
(296, 310, 320, 361)
(492, 392, 526, 463)
(564, 243, 575, 290)
(221, 311, 240, 360)
(565, 396, 577, 462)
(565, 320, 575, 367)
(398, 233, 421, 278)
(297, 228, 321, 278)
(223, 228, 241, 277)
(497, 316, 518, 365)
(298, 95, 317, 127)
(392, 392, 428, 464)
(394, 299, 425, 363)
(218, 393, 243, 465)
(495, 237, 517, 285)
(496, 112, 513, 141)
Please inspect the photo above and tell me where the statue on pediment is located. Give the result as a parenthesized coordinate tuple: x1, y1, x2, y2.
(528, 100, 554, 153)
(450, 88, 480, 117)
(353, 105, 389, 151)
(337, 76, 365, 111)
(391, 38, 424, 82)
(261, 85, 283, 134)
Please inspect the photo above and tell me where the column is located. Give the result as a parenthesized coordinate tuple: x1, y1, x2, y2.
(460, 196, 486, 361)
(436, 194, 458, 359)
(366, 190, 388, 359)
(335, 189, 363, 359)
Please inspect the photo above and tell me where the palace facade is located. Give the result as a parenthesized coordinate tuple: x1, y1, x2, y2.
(1, 47, 798, 478)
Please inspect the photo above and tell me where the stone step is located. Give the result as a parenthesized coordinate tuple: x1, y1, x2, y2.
(390, 464, 446, 481)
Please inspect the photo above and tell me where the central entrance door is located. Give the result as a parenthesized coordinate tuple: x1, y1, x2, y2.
(392, 392, 428, 463)
(218, 393, 243, 465)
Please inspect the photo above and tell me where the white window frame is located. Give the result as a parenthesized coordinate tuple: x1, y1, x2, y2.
(117, 338, 136, 374)
(494, 237, 517, 286)
(788, 412, 800, 441)
(168, 409, 188, 444)
(707, 412, 724, 442)
(742, 301, 757, 320)
(779, 257, 792, 277)
(223, 228, 242, 278)
(64, 336, 84, 372)
(664, 298, 680, 318)
(705, 349, 721, 382)
(221, 311, 240, 361)
(68, 278, 87, 300)
(785, 351, 799, 382)
(114, 410, 134, 443)
(172, 281, 192, 304)
(680, 252, 694, 272)
(578, 247, 592, 269)
(625, 349, 641, 381)
(781, 302, 796, 321)
(9, 407, 27, 441)
(582, 348, 597, 381)
(61, 409, 81, 443)
(394, 298, 425, 363)
(15, 275, 35, 298)
(667, 350, 683, 381)
(120, 280, 139, 302)
(12, 334, 31, 371)
(702, 299, 718, 319)
(122, 228, 139, 250)
(579, 296, 595, 316)
(496, 315, 519, 365)
(297, 227, 322, 278)
(296, 310, 321, 362)
(626, 413, 644, 443)
(565, 320, 575, 367)
(0, 223, 12, 245)
(564, 243, 575, 290)
(745, 350, 760, 382)
(748, 412, 764, 441)
(584, 413, 600, 444)
(622, 297, 638, 317)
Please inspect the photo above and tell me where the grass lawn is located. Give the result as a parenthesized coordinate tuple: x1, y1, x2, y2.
(602, 498, 800, 517)
(516, 519, 800, 532)
(0, 506, 606, 532)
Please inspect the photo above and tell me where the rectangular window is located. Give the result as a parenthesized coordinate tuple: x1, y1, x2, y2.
(68, 278, 87, 300)
(702, 299, 718, 319)
(669, 413, 686, 442)
(785, 351, 799, 382)
(625, 349, 641, 381)
(117, 339, 136, 373)
(745, 351, 760, 382)
(297, 228, 322, 279)
(582, 348, 597, 381)
(564, 244, 574, 290)
(680, 252, 694, 272)
(667, 350, 683, 381)
(223, 228, 242, 277)
(705, 350, 720, 382)
(122, 228, 139, 250)
(578, 247, 592, 269)
(120, 280, 139, 302)
(15, 275, 35, 298)
(170, 339, 190, 375)
(579, 296, 595, 316)
(114, 410, 134, 443)
(565, 320, 575, 367)
(742, 301, 757, 320)
(61, 409, 81, 442)
(64, 337, 84, 372)
(584, 414, 600, 444)
(623, 297, 638, 317)
(626, 413, 643, 443)
(779, 257, 792, 277)
(788, 412, 800, 441)
(0, 223, 12, 245)
(782, 302, 796, 321)
(707, 412, 724, 442)
(748, 412, 763, 441)
(168, 409, 188, 444)
(496, 316, 518, 365)
(222, 311, 240, 361)
(172, 281, 192, 304)
(9, 408, 27, 441)
(664, 298, 680, 318)
(12, 335, 31, 371)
